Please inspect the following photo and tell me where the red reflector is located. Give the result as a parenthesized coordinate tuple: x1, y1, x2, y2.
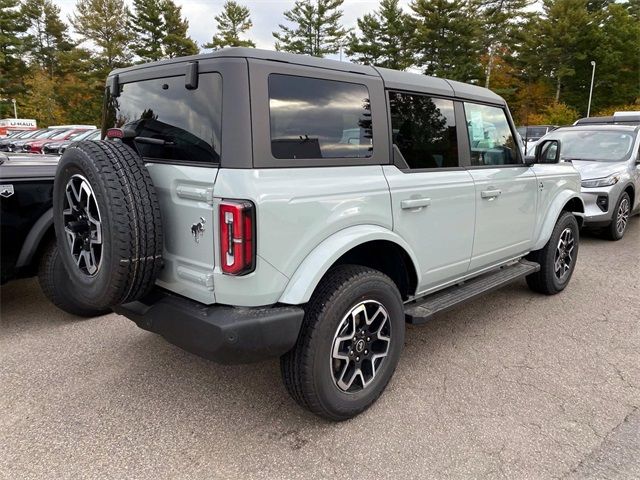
(219, 200, 255, 275)
(106, 128, 124, 139)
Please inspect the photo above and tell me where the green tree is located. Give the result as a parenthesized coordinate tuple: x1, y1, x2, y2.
(162, 0, 199, 58)
(0, 0, 28, 117)
(520, 0, 593, 103)
(273, 0, 349, 57)
(410, 0, 483, 82)
(477, 0, 534, 88)
(70, 0, 133, 71)
(128, 0, 165, 62)
(21, 0, 74, 76)
(204, 0, 255, 49)
(346, 0, 413, 70)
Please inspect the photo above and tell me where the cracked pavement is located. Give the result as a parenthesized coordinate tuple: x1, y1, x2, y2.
(1, 218, 639, 479)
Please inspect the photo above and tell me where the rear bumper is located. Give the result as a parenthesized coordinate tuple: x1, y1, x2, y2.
(114, 290, 304, 364)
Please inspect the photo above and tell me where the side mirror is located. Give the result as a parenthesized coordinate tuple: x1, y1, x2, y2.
(535, 139, 561, 164)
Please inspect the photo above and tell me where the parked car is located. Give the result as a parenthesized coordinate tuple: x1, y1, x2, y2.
(0, 129, 43, 151)
(532, 124, 640, 240)
(0, 154, 109, 316)
(43, 128, 101, 155)
(517, 125, 559, 155)
(574, 111, 640, 126)
(52, 48, 584, 420)
(25, 128, 93, 154)
(9, 129, 62, 152)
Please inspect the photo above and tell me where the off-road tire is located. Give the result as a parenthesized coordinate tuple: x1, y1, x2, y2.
(526, 211, 579, 295)
(53, 140, 163, 310)
(38, 239, 110, 317)
(280, 265, 405, 421)
(606, 192, 631, 241)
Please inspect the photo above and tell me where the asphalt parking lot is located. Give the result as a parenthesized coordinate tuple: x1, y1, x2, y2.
(1, 219, 639, 479)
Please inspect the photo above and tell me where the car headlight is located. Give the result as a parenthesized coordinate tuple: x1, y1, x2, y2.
(581, 174, 620, 188)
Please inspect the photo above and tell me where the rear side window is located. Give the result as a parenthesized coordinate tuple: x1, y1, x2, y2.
(389, 92, 458, 169)
(269, 74, 373, 159)
(104, 73, 222, 164)
(464, 103, 520, 166)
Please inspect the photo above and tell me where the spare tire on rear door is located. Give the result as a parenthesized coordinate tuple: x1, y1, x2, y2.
(53, 140, 163, 310)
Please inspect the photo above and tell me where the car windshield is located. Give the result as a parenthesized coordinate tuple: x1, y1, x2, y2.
(552, 129, 636, 162)
(72, 129, 98, 141)
(527, 127, 549, 139)
(21, 130, 42, 139)
(50, 129, 72, 140)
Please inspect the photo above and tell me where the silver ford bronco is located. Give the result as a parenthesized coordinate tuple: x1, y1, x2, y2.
(53, 48, 585, 420)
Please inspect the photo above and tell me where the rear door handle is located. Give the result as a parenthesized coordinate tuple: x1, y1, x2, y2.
(481, 189, 502, 199)
(401, 198, 431, 210)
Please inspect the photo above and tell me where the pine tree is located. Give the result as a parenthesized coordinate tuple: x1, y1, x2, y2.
(0, 0, 28, 117)
(347, 0, 413, 70)
(162, 0, 199, 58)
(476, 0, 534, 88)
(273, 0, 349, 57)
(70, 0, 133, 71)
(520, 0, 593, 103)
(21, 0, 74, 76)
(410, 0, 483, 82)
(128, 0, 165, 62)
(204, 0, 255, 49)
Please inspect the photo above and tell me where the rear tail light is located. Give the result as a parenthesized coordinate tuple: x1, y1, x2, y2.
(219, 200, 255, 275)
(106, 128, 124, 139)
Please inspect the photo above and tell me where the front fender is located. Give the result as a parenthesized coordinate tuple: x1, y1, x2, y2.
(532, 193, 584, 251)
(278, 224, 422, 305)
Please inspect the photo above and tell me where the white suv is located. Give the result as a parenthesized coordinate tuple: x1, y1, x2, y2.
(52, 48, 584, 420)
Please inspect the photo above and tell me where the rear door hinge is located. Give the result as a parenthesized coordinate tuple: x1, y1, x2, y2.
(176, 184, 215, 205)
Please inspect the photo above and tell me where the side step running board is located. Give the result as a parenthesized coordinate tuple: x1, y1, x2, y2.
(404, 259, 540, 325)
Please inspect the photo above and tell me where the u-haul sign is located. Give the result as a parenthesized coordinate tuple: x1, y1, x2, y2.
(0, 118, 37, 128)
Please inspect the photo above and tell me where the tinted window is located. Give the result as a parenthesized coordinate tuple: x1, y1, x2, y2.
(104, 73, 222, 163)
(464, 103, 520, 166)
(389, 92, 458, 169)
(269, 74, 372, 159)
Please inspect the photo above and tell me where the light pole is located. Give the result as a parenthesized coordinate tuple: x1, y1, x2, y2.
(587, 61, 596, 117)
(11, 99, 17, 119)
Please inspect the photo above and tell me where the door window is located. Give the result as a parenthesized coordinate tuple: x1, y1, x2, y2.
(388, 92, 458, 169)
(464, 103, 520, 166)
(269, 74, 373, 159)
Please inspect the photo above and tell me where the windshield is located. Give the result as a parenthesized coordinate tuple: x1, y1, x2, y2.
(552, 129, 636, 162)
(72, 129, 99, 141)
(50, 129, 72, 140)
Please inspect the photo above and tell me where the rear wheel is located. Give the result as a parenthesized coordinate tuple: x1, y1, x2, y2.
(38, 239, 110, 317)
(526, 211, 580, 295)
(281, 265, 405, 421)
(606, 192, 631, 241)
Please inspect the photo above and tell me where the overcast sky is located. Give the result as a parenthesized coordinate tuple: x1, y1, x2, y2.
(57, 0, 413, 56)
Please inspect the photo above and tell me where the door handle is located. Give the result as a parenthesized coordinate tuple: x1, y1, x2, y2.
(481, 189, 502, 199)
(401, 198, 431, 210)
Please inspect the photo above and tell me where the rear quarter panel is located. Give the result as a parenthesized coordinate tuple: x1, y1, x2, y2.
(212, 166, 392, 306)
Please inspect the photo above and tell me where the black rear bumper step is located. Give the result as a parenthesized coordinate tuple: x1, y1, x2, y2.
(404, 259, 540, 324)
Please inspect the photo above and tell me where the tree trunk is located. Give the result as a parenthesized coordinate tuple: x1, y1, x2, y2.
(555, 75, 561, 103)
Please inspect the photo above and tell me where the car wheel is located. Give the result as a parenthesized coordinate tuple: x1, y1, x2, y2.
(38, 239, 111, 317)
(53, 140, 163, 310)
(606, 192, 631, 241)
(526, 211, 580, 295)
(280, 265, 405, 421)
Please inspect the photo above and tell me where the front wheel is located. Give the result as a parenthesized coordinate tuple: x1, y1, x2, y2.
(526, 211, 580, 295)
(606, 192, 631, 241)
(280, 265, 405, 421)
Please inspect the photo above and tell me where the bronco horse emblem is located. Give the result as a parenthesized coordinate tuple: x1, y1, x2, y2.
(191, 217, 206, 243)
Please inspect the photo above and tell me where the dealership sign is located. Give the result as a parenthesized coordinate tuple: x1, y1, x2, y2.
(0, 118, 37, 128)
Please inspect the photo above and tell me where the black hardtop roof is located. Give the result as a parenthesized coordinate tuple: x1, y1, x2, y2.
(109, 47, 506, 106)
